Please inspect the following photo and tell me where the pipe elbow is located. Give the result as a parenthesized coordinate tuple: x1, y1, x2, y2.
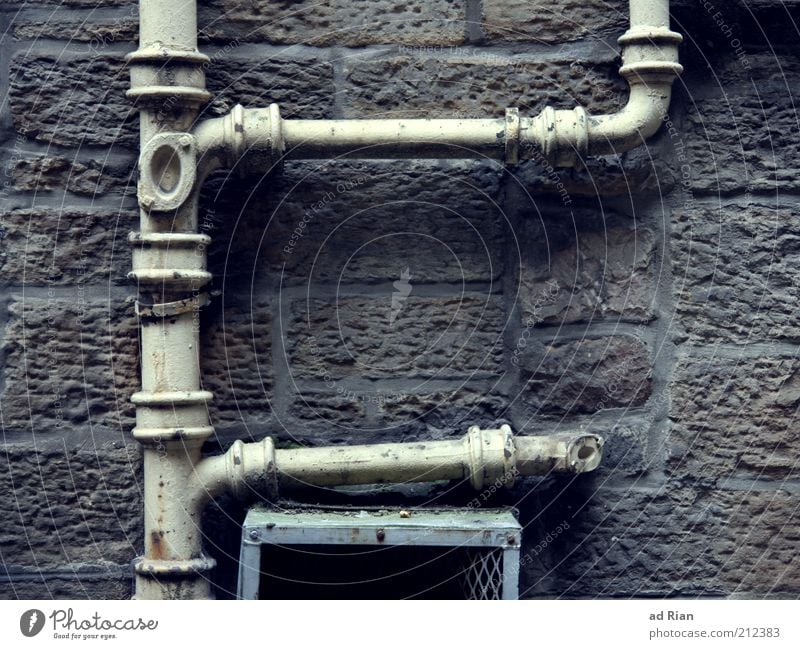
(524, 82, 676, 168)
(193, 103, 284, 176)
(587, 81, 674, 156)
(192, 110, 238, 178)
(193, 116, 226, 160)
(587, 22, 684, 156)
(524, 21, 682, 168)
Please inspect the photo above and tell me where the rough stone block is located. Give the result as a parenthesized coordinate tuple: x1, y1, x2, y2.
(1, 295, 138, 432)
(681, 54, 800, 194)
(517, 335, 651, 415)
(205, 160, 505, 285)
(669, 352, 800, 481)
(0, 444, 142, 568)
(0, 570, 133, 600)
(12, 156, 136, 199)
(201, 296, 273, 426)
(0, 209, 136, 286)
(482, 0, 628, 44)
(13, 16, 137, 45)
(519, 486, 697, 597)
(672, 200, 800, 343)
(596, 419, 653, 478)
(285, 391, 370, 443)
(342, 53, 625, 119)
(199, 0, 466, 46)
(206, 55, 335, 119)
(285, 385, 508, 446)
(518, 206, 656, 325)
(10, 52, 137, 147)
(286, 294, 506, 381)
(523, 485, 800, 597)
(510, 138, 678, 199)
(7, 1, 128, 5)
(374, 385, 509, 439)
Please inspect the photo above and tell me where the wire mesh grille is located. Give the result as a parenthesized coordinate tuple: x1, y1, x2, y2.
(459, 548, 504, 600)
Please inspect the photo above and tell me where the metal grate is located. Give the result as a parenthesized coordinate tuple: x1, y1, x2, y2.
(238, 508, 521, 600)
(460, 548, 504, 600)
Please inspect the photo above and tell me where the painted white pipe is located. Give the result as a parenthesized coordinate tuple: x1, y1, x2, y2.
(131, 427, 601, 599)
(630, 0, 670, 26)
(193, 112, 510, 165)
(193, 0, 681, 169)
(272, 429, 602, 488)
(192, 427, 603, 511)
(129, 0, 676, 600)
(127, 0, 216, 600)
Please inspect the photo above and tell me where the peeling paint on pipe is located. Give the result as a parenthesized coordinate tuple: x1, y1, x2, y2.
(193, 0, 681, 170)
(128, 0, 678, 600)
(194, 427, 603, 498)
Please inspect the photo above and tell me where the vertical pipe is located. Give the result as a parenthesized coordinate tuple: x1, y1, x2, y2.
(124, 0, 671, 601)
(128, 0, 215, 599)
(629, 0, 670, 28)
(138, 0, 199, 51)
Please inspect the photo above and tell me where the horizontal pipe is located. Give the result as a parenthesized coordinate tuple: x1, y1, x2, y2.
(276, 438, 470, 487)
(192, 0, 681, 171)
(281, 118, 508, 159)
(194, 427, 604, 503)
(192, 108, 515, 169)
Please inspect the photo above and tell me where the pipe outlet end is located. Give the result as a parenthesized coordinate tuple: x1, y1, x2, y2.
(567, 435, 604, 473)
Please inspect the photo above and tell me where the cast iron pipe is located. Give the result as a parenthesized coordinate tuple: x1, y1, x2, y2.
(127, 0, 680, 600)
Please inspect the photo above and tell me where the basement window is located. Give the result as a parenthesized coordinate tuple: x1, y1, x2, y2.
(238, 508, 521, 600)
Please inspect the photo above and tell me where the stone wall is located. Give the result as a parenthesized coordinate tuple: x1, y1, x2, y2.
(1, 0, 798, 598)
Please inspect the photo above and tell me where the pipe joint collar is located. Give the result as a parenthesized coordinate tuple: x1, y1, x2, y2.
(132, 390, 214, 443)
(617, 26, 683, 47)
(247, 104, 285, 172)
(222, 104, 247, 167)
(128, 232, 212, 290)
(224, 438, 279, 500)
(618, 26, 684, 83)
(134, 555, 216, 578)
(464, 425, 517, 490)
(208, 104, 286, 174)
(126, 45, 211, 108)
(136, 292, 210, 319)
(529, 106, 589, 168)
(267, 103, 285, 168)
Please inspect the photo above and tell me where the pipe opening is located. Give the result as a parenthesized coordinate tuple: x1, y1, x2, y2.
(568, 436, 602, 473)
(150, 144, 182, 195)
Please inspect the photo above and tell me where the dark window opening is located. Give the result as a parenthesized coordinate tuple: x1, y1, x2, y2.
(257, 544, 503, 600)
